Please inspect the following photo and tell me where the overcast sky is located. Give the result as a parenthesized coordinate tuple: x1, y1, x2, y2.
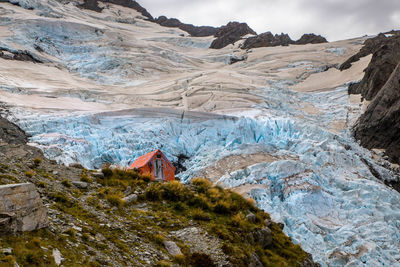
(140, 0, 400, 41)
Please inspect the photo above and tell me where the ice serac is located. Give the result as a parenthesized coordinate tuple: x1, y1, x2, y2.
(0, 183, 48, 232)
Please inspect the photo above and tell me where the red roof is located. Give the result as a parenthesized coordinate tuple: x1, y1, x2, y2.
(129, 149, 174, 169)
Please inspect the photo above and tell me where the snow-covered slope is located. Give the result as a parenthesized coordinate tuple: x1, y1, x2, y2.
(1, 1, 399, 266)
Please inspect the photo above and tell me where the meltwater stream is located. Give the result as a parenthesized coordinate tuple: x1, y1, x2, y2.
(4, 86, 400, 266)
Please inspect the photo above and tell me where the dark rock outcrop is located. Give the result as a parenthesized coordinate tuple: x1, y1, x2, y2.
(241, 32, 327, 50)
(210, 22, 257, 49)
(339, 32, 397, 71)
(354, 63, 400, 163)
(155, 16, 218, 37)
(242, 32, 293, 49)
(0, 116, 28, 145)
(0, 47, 42, 63)
(352, 34, 400, 100)
(79, 0, 154, 20)
(294, 33, 327, 45)
(78, 0, 103, 12)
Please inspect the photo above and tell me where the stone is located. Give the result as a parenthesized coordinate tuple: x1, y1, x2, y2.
(249, 252, 263, 267)
(69, 163, 84, 169)
(163, 241, 183, 257)
(0, 183, 48, 232)
(252, 227, 272, 248)
(2, 248, 13, 255)
(92, 172, 104, 179)
(122, 194, 138, 204)
(52, 248, 63, 266)
(246, 212, 257, 223)
(71, 181, 88, 189)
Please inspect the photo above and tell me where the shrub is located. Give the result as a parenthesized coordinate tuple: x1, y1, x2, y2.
(192, 209, 211, 221)
(37, 181, 47, 188)
(61, 179, 72, 188)
(24, 171, 34, 178)
(161, 181, 190, 201)
(51, 192, 73, 207)
(173, 255, 186, 264)
(231, 213, 252, 230)
(187, 253, 215, 267)
(101, 165, 113, 178)
(191, 177, 212, 193)
(155, 260, 172, 267)
(152, 234, 166, 246)
(188, 194, 210, 210)
(33, 158, 42, 167)
(213, 200, 231, 214)
(145, 183, 162, 201)
(106, 193, 124, 207)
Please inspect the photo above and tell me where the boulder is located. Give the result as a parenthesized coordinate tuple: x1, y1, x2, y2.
(163, 240, 183, 257)
(0, 183, 48, 232)
(71, 181, 88, 189)
(210, 22, 256, 49)
(251, 227, 272, 248)
(122, 194, 137, 204)
(246, 212, 257, 223)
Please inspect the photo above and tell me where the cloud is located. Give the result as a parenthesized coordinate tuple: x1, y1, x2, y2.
(139, 0, 400, 41)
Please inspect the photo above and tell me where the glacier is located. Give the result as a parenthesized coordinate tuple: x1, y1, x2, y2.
(4, 85, 400, 266)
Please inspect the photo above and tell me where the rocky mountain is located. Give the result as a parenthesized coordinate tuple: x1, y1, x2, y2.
(345, 31, 400, 163)
(155, 16, 218, 37)
(210, 21, 257, 49)
(0, 0, 400, 266)
(242, 32, 328, 49)
(294, 33, 327, 45)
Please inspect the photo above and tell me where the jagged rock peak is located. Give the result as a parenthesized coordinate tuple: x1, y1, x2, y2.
(242, 31, 293, 49)
(210, 21, 257, 49)
(155, 16, 218, 37)
(79, 0, 154, 20)
(242, 32, 328, 50)
(294, 33, 327, 45)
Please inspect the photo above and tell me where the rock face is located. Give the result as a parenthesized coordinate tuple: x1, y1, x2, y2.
(351, 33, 400, 100)
(0, 47, 42, 63)
(241, 32, 327, 49)
(80, 0, 153, 20)
(155, 16, 218, 37)
(210, 22, 257, 49)
(344, 31, 400, 163)
(354, 63, 400, 163)
(0, 116, 28, 145)
(294, 33, 327, 45)
(0, 183, 48, 232)
(242, 32, 293, 49)
(340, 33, 395, 71)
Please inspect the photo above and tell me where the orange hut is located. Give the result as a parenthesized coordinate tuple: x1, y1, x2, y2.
(128, 149, 176, 181)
